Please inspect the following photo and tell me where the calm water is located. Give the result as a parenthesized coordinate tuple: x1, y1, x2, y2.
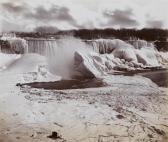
(123, 69, 168, 87)
(137, 70, 168, 87)
(20, 70, 168, 90)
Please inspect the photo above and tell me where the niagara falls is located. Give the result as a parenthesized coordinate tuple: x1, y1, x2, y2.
(0, 0, 168, 142)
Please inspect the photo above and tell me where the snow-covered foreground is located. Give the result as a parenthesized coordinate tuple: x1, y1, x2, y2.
(0, 53, 168, 142)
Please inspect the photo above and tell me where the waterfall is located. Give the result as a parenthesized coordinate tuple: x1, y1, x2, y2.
(25, 38, 58, 55)
(0, 36, 157, 55)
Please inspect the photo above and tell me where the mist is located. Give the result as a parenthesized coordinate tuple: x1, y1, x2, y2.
(45, 36, 91, 79)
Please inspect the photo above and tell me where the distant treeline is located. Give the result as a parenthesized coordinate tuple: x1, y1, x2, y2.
(71, 28, 168, 41)
(15, 28, 168, 41)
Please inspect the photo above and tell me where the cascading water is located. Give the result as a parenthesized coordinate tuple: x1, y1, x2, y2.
(25, 38, 121, 55)
(25, 38, 58, 55)
(25, 38, 140, 55)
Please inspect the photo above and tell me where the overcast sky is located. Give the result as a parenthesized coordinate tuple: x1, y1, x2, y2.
(0, 0, 168, 32)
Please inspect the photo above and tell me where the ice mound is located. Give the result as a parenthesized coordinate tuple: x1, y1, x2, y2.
(74, 51, 106, 78)
(74, 50, 137, 78)
(0, 53, 60, 83)
(0, 36, 28, 54)
(3, 53, 46, 73)
(74, 39, 162, 78)
(18, 65, 61, 83)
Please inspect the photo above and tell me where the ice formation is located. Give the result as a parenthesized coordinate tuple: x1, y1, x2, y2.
(0, 36, 168, 78)
(74, 39, 167, 77)
(0, 35, 28, 54)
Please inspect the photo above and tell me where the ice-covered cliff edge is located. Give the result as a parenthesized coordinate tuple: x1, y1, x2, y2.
(0, 36, 28, 54)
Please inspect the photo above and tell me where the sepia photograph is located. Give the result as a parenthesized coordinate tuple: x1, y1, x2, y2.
(0, 0, 168, 141)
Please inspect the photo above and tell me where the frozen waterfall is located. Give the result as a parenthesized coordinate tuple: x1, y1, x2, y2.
(0, 36, 168, 78)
